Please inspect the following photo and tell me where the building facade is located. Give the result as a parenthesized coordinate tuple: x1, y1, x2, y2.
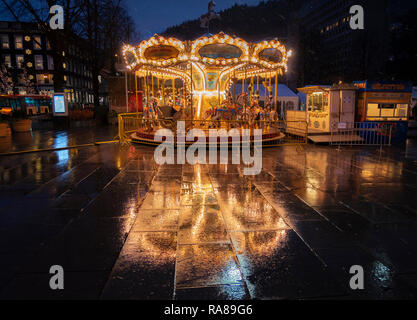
(0, 21, 94, 108)
(298, 0, 416, 84)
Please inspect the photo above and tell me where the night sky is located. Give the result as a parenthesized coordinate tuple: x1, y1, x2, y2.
(125, 0, 262, 39)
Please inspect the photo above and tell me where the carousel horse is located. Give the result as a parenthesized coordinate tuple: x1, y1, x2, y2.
(236, 92, 248, 108)
(210, 108, 223, 128)
(203, 108, 213, 120)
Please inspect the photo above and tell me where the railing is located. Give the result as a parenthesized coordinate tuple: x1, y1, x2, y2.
(330, 122, 393, 146)
(117, 113, 308, 146)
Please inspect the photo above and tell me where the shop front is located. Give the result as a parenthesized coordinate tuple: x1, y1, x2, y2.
(297, 83, 356, 134)
(353, 81, 412, 143)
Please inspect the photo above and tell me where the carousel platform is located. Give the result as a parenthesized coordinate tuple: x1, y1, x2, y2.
(130, 127, 286, 146)
(308, 133, 363, 144)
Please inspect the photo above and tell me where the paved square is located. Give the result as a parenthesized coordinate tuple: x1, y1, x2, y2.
(1, 128, 417, 299)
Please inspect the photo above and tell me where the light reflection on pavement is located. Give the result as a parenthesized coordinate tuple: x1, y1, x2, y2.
(1, 128, 417, 299)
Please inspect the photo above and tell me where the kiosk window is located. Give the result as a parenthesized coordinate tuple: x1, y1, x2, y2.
(366, 103, 408, 120)
(367, 103, 380, 118)
(308, 92, 327, 112)
(395, 104, 408, 118)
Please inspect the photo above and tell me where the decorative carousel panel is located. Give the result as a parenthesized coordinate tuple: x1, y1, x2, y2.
(191, 33, 249, 66)
(206, 72, 219, 90)
(125, 51, 136, 65)
(253, 40, 289, 71)
(259, 48, 283, 63)
(136, 34, 187, 67)
(199, 44, 242, 60)
(144, 45, 180, 61)
(122, 45, 139, 70)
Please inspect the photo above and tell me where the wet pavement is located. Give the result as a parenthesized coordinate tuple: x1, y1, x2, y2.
(1, 127, 417, 299)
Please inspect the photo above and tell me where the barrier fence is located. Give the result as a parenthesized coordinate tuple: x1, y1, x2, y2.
(117, 113, 308, 147)
(330, 122, 393, 146)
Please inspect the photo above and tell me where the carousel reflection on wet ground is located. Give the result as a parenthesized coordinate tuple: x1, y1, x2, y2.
(1, 129, 417, 299)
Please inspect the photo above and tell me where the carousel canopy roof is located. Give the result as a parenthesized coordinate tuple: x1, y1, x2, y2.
(123, 32, 291, 75)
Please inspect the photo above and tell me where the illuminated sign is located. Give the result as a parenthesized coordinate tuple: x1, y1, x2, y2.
(371, 84, 405, 91)
(53, 93, 68, 116)
(354, 81, 412, 92)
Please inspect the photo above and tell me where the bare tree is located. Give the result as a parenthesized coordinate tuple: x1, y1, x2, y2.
(0, 64, 13, 94)
(20, 67, 36, 94)
(80, 0, 138, 108)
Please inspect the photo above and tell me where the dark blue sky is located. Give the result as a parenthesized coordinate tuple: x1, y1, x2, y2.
(125, 0, 262, 39)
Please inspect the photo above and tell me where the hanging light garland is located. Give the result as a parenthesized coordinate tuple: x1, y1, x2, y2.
(122, 32, 290, 75)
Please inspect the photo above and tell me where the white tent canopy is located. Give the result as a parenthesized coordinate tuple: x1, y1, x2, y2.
(234, 83, 300, 117)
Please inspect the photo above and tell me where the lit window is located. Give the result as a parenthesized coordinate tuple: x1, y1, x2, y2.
(16, 55, 24, 68)
(395, 104, 408, 119)
(36, 74, 44, 84)
(366, 103, 409, 121)
(1, 34, 9, 49)
(44, 74, 52, 84)
(34, 55, 43, 70)
(366, 103, 380, 118)
(3, 54, 11, 67)
(33, 35, 41, 49)
(307, 92, 328, 112)
(380, 104, 395, 118)
(47, 55, 54, 70)
(14, 35, 23, 49)
(36, 74, 53, 85)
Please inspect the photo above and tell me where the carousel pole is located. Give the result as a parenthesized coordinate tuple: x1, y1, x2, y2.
(146, 71, 149, 110)
(233, 69, 236, 104)
(190, 63, 194, 119)
(151, 75, 154, 101)
(242, 67, 246, 95)
(125, 70, 128, 113)
(250, 76, 254, 105)
(182, 79, 186, 107)
(144, 71, 147, 109)
(172, 77, 175, 107)
(135, 70, 138, 116)
(242, 77, 245, 94)
(218, 76, 220, 108)
(274, 71, 278, 113)
(243, 67, 247, 113)
(162, 79, 165, 105)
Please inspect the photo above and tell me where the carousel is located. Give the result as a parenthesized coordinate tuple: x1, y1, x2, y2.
(122, 32, 292, 145)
